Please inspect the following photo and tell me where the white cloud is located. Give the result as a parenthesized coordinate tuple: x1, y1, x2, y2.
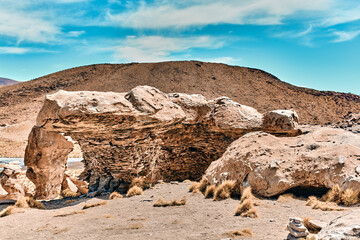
(332, 30, 360, 43)
(0, 1, 60, 43)
(67, 31, 86, 37)
(108, 0, 331, 29)
(113, 35, 223, 62)
(0, 47, 30, 54)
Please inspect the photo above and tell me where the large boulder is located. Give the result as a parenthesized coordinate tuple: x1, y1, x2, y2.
(205, 127, 360, 197)
(318, 210, 360, 239)
(25, 86, 299, 199)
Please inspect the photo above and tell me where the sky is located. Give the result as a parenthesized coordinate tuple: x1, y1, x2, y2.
(0, 0, 359, 94)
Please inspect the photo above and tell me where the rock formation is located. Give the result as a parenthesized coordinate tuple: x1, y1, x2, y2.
(287, 217, 309, 239)
(205, 127, 360, 197)
(318, 210, 360, 239)
(0, 163, 25, 200)
(25, 86, 299, 199)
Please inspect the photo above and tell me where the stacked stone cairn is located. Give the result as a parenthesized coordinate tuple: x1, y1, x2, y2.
(287, 217, 309, 239)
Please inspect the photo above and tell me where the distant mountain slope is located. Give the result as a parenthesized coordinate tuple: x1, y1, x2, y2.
(0, 77, 18, 86)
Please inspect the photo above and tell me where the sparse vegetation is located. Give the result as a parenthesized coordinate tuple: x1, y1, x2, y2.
(109, 191, 123, 200)
(126, 186, 143, 197)
(213, 180, 236, 201)
(188, 182, 199, 192)
(83, 200, 108, 209)
(130, 177, 151, 190)
(62, 189, 80, 198)
(235, 187, 258, 218)
(322, 185, 359, 206)
(183, 179, 192, 183)
(26, 197, 45, 209)
(204, 185, 215, 198)
(302, 217, 321, 234)
(277, 193, 296, 202)
(0, 206, 24, 218)
(54, 210, 86, 217)
(15, 196, 29, 208)
(306, 196, 345, 211)
(153, 197, 187, 207)
(198, 178, 209, 193)
(223, 229, 254, 237)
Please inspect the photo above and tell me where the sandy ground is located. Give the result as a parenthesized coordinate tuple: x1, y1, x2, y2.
(1, 182, 357, 240)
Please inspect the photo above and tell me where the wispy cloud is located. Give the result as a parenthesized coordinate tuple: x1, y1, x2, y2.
(108, 0, 331, 29)
(113, 35, 224, 62)
(332, 30, 360, 43)
(0, 47, 30, 54)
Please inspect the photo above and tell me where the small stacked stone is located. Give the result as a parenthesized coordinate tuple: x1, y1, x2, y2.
(287, 217, 309, 240)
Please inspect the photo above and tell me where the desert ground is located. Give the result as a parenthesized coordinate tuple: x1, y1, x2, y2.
(1, 181, 356, 240)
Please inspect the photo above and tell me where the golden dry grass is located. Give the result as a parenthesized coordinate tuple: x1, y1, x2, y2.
(323, 185, 342, 204)
(224, 229, 254, 237)
(183, 179, 192, 183)
(235, 199, 258, 218)
(341, 189, 359, 206)
(240, 187, 254, 202)
(277, 193, 295, 202)
(126, 186, 143, 197)
(109, 191, 123, 200)
(198, 178, 209, 193)
(204, 185, 216, 198)
(213, 180, 236, 201)
(64, 199, 76, 204)
(54, 210, 86, 217)
(302, 217, 322, 234)
(306, 196, 345, 211)
(15, 196, 29, 208)
(62, 189, 80, 198)
(0, 206, 24, 217)
(188, 182, 199, 192)
(26, 197, 45, 209)
(83, 200, 108, 209)
(153, 197, 187, 207)
(130, 177, 151, 190)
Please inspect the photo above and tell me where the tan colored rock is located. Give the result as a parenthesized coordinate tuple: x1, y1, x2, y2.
(263, 110, 301, 136)
(25, 86, 299, 199)
(318, 210, 360, 240)
(205, 127, 360, 197)
(0, 163, 25, 200)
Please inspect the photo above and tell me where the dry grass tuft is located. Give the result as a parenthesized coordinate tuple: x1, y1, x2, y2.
(130, 177, 151, 190)
(235, 198, 258, 218)
(213, 180, 236, 201)
(306, 196, 344, 211)
(224, 229, 254, 237)
(341, 189, 359, 206)
(183, 179, 192, 183)
(15, 196, 29, 208)
(188, 182, 199, 192)
(109, 191, 123, 200)
(26, 197, 45, 209)
(277, 193, 295, 202)
(62, 189, 80, 198)
(126, 186, 143, 197)
(0, 206, 24, 217)
(198, 178, 209, 193)
(241, 187, 254, 202)
(153, 197, 187, 207)
(83, 200, 108, 209)
(204, 185, 216, 198)
(302, 217, 322, 234)
(323, 185, 342, 204)
(64, 199, 76, 205)
(54, 210, 86, 217)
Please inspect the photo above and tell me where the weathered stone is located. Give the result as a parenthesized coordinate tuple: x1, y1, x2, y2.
(287, 225, 309, 238)
(356, 166, 360, 175)
(25, 86, 299, 199)
(318, 210, 360, 240)
(205, 127, 360, 197)
(289, 222, 307, 232)
(0, 163, 25, 200)
(263, 110, 301, 136)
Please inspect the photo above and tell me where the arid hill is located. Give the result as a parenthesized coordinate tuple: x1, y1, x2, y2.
(0, 77, 18, 87)
(0, 61, 359, 157)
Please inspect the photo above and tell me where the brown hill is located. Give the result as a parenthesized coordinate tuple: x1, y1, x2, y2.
(0, 61, 359, 157)
(0, 77, 18, 87)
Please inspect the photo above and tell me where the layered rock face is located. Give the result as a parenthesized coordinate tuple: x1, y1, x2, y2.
(205, 127, 360, 197)
(25, 86, 298, 199)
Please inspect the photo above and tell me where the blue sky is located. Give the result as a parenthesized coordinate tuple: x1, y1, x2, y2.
(0, 0, 359, 94)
